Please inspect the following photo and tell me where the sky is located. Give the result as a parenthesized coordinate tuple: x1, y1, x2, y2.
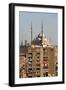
(19, 11, 58, 45)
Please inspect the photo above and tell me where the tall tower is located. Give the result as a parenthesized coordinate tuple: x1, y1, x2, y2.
(31, 23, 33, 45)
(25, 32, 27, 46)
(21, 32, 23, 46)
(41, 22, 44, 46)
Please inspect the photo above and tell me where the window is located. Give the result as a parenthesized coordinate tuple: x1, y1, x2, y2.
(28, 57, 32, 61)
(36, 64, 40, 66)
(36, 53, 40, 58)
(29, 53, 32, 55)
(43, 63, 48, 69)
(43, 57, 48, 61)
(36, 59, 40, 63)
(28, 68, 32, 71)
(37, 53, 40, 55)
(37, 75, 40, 77)
(36, 68, 40, 70)
(28, 76, 32, 78)
(43, 72, 48, 77)
(28, 61, 32, 64)
(28, 53, 32, 57)
(46, 72, 48, 76)
(28, 64, 32, 67)
(43, 57, 48, 65)
(43, 48, 48, 55)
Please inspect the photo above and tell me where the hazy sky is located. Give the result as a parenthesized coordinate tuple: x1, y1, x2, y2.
(19, 11, 58, 45)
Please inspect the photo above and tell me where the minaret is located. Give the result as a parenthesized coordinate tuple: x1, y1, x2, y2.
(41, 22, 44, 46)
(21, 32, 23, 46)
(31, 23, 33, 45)
(41, 22, 43, 34)
(25, 32, 27, 46)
